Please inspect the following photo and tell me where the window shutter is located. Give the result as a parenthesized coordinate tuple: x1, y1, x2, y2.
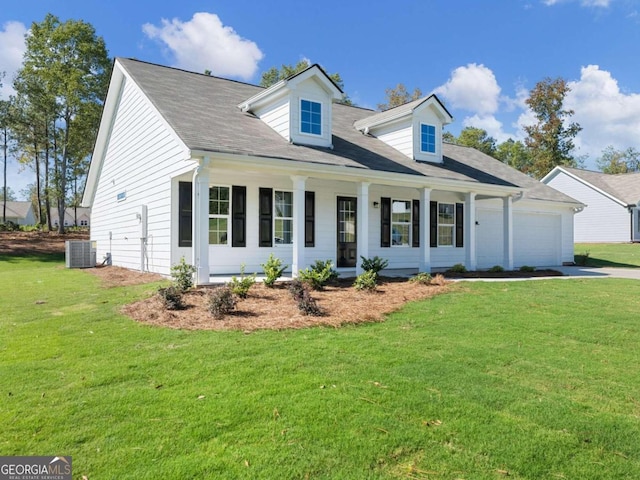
(455, 203, 464, 248)
(380, 197, 391, 247)
(430, 201, 438, 248)
(305, 191, 315, 247)
(412, 199, 420, 248)
(231, 186, 246, 247)
(178, 181, 192, 247)
(259, 187, 273, 247)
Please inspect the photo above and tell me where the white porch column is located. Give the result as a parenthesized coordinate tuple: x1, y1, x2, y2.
(192, 160, 210, 285)
(356, 182, 370, 275)
(419, 188, 432, 272)
(291, 175, 307, 276)
(503, 196, 514, 270)
(465, 192, 477, 271)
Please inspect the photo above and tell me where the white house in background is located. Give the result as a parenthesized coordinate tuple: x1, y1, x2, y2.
(82, 58, 582, 284)
(50, 207, 91, 228)
(1, 201, 36, 225)
(542, 166, 640, 243)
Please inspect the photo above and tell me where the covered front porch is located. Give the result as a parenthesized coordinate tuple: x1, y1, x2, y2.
(180, 154, 522, 286)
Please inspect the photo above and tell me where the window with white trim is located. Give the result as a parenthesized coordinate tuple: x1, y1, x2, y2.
(438, 203, 455, 246)
(420, 124, 436, 154)
(274, 190, 293, 244)
(209, 186, 230, 245)
(391, 199, 411, 246)
(301, 99, 322, 135)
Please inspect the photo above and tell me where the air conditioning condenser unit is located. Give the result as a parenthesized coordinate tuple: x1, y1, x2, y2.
(65, 240, 97, 268)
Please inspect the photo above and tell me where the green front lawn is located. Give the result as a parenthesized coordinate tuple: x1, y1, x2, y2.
(1, 256, 640, 479)
(575, 242, 640, 268)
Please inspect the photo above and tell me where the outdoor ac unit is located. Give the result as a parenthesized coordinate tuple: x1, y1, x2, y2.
(65, 240, 97, 268)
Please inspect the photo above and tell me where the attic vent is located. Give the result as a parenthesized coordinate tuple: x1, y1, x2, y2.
(65, 240, 97, 268)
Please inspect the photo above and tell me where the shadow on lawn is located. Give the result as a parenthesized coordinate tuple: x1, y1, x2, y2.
(0, 252, 65, 264)
(575, 254, 640, 269)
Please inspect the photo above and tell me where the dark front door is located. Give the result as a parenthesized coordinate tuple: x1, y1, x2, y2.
(337, 196, 357, 268)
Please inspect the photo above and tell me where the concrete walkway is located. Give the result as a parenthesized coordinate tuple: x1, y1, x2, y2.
(457, 266, 640, 282)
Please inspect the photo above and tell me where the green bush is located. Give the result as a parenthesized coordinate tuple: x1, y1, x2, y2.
(298, 259, 338, 290)
(208, 286, 236, 319)
(489, 265, 505, 273)
(157, 285, 184, 310)
(359, 256, 389, 274)
(261, 254, 287, 288)
(170, 257, 197, 292)
(448, 263, 468, 274)
(575, 251, 590, 266)
(288, 279, 322, 316)
(409, 272, 432, 285)
(0, 221, 19, 232)
(353, 270, 378, 292)
(229, 264, 256, 299)
(519, 265, 536, 272)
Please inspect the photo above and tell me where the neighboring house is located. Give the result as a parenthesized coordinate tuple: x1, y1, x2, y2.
(82, 58, 582, 283)
(542, 166, 640, 243)
(50, 207, 91, 228)
(1, 201, 36, 225)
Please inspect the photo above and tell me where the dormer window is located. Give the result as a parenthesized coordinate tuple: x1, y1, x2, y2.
(301, 100, 322, 135)
(420, 124, 436, 154)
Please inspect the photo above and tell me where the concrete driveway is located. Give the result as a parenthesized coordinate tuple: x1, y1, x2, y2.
(551, 266, 640, 280)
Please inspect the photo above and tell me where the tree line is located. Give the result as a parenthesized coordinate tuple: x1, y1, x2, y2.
(1, 16, 635, 228)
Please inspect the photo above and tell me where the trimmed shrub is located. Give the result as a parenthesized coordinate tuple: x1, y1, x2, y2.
(353, 270, 378, 292)
(519, 265, 536, 272)
(157, 285, 184, 310)
(208, 286, 236, 319)
(360, 256, 389, 274)
(488, 265, 505, 273)
(298, 259, 338, 290)
(409, 272, 432, 285)
(288, 279, 322, 316)
(261, 254, 287, 288)
(171, 257, 197, 292)
(229, 264, 256, 299)
(448, 263, 468, 274)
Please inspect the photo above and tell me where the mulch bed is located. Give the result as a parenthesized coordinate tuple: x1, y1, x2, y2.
(121, 277, 450, 332)
(0, 230, 89, 256)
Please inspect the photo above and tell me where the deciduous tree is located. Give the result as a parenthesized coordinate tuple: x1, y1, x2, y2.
(596, 146, 640, 174)
(377, 84, 422, 111)
(14, 14, 110, 233)
(260, 60, 352, 105)
(523, 77, 581, 179)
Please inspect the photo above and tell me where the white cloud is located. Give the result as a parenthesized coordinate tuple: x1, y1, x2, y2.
(543, 0, 612, 7)
(143, 12, 263, 80)
(434, 63, 501, 115)
(0, 21, 27, 99)
(565, 65, 640, 159)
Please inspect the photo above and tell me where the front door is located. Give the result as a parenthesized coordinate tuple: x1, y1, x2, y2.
(337, 196, 357, 268)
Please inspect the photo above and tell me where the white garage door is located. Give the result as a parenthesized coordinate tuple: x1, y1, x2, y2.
(476, 209, 503, 269)
(514, 212, 561, 267)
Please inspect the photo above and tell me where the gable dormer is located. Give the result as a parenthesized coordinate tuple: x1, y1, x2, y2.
(238, 64, 343, 149)
(354, 94, 453, 163)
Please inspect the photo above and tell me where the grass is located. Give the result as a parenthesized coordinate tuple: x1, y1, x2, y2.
(575, 242, 640, 268)
(2, 256, 640, 479)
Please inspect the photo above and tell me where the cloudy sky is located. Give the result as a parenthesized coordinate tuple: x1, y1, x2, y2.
(1, 0, 639, 198)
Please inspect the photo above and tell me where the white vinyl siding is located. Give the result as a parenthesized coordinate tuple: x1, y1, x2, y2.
(255, 97, 290, 141)
(546, 171, 630, 242)
(90, 75, 192, 275)
(375, 122, 413, 158)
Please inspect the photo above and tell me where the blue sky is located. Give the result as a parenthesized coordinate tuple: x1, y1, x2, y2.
(2, 0, 640, 199)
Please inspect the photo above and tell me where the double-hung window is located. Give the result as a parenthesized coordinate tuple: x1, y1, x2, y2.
(437, 203, 455, 246)
(420, 124, 436, 154)
(391, 200, 411, 246)
(209, 186, 230, 245)
(301, 99, 321, 135)
(274, 190, 293, 244)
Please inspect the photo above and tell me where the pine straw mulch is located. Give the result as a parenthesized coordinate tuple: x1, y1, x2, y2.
(121, 277, 450, 332)
(86, 265, 165, 287)
(0, 230, 89, 256)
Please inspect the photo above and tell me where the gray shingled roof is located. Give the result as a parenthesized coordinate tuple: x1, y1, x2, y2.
(117, 58, 578, 205)
(1, 201, 32, 219)
(561, 167, 640, 205)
